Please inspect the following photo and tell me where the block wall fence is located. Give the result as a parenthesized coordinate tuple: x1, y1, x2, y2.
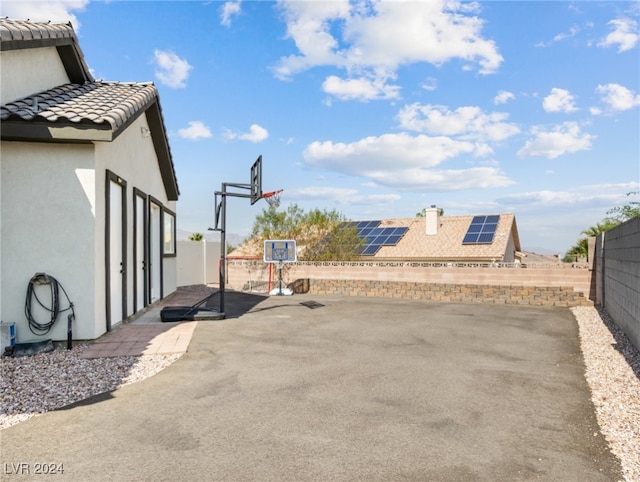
(594, 216, 640, 352)
(226, 260, 594, 308)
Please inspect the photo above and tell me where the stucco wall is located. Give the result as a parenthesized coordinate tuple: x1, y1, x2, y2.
(595, 216, 640, 352)
(95, 114, 178, 320)
(1, 142, 97, 341)
(0, 48, 69, 104)
(1, 113, 178, 342)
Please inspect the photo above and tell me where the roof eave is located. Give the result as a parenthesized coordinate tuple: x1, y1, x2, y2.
(1, 121, 113, 141)
(146, 100, 179, 201)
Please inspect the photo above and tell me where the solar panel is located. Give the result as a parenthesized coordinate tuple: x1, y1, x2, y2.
(462, 215, 500, 245)
(344, 220, 410, 255)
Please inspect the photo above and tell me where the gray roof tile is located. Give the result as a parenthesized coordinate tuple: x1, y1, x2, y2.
(1, 81, 158, 130)
(0, 18, 75, 43)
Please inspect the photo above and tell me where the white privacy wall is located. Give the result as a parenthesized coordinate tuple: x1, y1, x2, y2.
(177, 241, 221, 287)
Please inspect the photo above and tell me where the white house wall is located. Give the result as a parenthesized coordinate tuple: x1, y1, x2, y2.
(0, 141, 98, 342)
(94, 113, 177, 319)
(0, 48, 69, 104)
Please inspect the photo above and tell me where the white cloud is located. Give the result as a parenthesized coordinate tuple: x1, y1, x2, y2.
(367, 166, 513, 191)
(517, 122, 595, 159)
(494, 90, 515, 105)
(598, 18, 639, 52)
(421, 77, 438, 91)
(322, 75, 400, 101)
(224, 124, 269, 143)
(397, 103, 520, 142)
(178, 121, 212, 141)
(288, 186, 401, 205)
(220, 0, 241, 27)
(302, 132, 513, 191)
(153, 50, 192, 88)
(596, 83, 640, 111)
(497, 182, 639, 208)
(304, 133, 481, 173)
(535, 25, 581, 47)
(553, 25, 580, 43)
(542, 88, 578, 113)
(274, 0, 503, 100)
(0, 0, 88, 30)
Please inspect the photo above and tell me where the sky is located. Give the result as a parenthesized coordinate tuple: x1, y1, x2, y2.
(2, 0, 639, 253)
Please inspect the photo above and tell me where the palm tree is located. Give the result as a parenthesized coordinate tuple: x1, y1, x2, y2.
(581, 220, 618, 238)
(189, 232, 204, 241)
(564, 238, 589, 262)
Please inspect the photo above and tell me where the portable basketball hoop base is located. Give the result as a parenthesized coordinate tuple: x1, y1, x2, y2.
(160, 290, 224, 322)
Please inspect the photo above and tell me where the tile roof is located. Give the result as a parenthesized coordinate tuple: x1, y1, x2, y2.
(373, 214, 519, 261)
(1, 18, 76, 43)
(230, 213, 521, 261)
(1, 82, 157, 133)
(1, 18, 179, 200)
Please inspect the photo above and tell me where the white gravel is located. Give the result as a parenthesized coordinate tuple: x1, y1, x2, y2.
(0, 345, 181, 430)
(1, 306, 639, 480)
(573, 306, 640, 482)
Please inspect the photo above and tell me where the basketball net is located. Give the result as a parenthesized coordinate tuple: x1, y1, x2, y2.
(262, 189, 283, 210)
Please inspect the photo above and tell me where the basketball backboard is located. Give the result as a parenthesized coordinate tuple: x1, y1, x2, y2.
(264, 240, 297, 263)
(250, 155, 262, 205)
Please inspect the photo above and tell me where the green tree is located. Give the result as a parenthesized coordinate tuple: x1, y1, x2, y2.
(250, 204, 364, 261)
(564, 193, 639, 262)
(189, 232, 204, 241)
(564, 237, 589, 262)
(605, 191, 640, 224)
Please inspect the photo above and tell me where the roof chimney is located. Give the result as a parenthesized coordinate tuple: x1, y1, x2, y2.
(425, 205, 439, 235)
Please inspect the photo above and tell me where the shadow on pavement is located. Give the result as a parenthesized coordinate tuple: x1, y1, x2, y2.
(204, 290, 269, 319)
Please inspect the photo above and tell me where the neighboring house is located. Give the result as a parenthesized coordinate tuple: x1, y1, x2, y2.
(231, 207, 523, 263)
(363, 208, 523, 263)
(0, 18, 180, 342)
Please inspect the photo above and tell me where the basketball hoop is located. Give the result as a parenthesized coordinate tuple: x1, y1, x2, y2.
(262, 189, 283, 210)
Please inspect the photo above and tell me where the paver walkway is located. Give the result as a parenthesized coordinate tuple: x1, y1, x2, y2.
(79, 285, 216, 359)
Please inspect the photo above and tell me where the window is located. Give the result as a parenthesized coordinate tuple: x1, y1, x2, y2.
(163, 208, 176, 256)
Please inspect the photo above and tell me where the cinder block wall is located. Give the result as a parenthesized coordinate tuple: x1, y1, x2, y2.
(303, 279, 591, 307)
(227, 260, 593, 307)
(596, 216, 640, 351)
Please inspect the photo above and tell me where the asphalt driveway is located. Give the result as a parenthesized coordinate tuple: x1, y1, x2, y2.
(0, 294, 621, 481)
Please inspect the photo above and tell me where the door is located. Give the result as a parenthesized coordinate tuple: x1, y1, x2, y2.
(106, 171, 127, 331)
(133, 189, 148, 312)
(149, 198, 162, 303)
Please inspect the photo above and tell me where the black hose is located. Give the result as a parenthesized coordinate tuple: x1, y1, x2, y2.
(25, 273, 75, 336)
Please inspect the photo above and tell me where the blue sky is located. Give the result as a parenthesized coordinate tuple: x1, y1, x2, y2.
(3, 0, 639, 253)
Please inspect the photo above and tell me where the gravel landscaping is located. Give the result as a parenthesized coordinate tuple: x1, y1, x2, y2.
(1, 305, 638, 480)
(573, 306, 640, 482)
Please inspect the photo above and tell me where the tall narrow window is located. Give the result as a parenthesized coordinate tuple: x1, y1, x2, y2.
(163, 208, 176, 256)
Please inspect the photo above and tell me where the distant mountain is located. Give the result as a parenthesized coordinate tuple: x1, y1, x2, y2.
(177, 228, 246, 247)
